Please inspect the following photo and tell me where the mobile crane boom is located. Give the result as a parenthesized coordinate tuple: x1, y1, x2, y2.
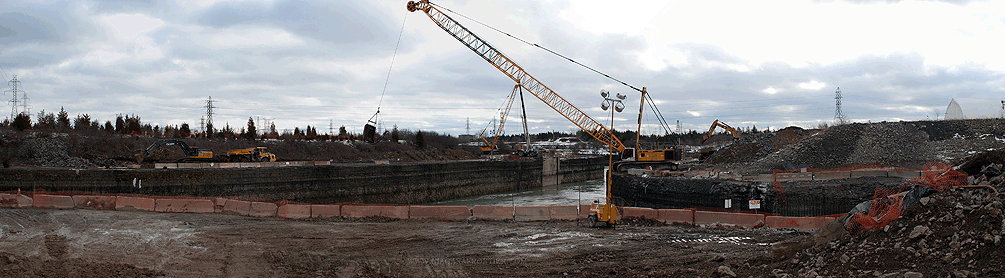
(407, 0, 625, 153)
(478, 84, 520, 153)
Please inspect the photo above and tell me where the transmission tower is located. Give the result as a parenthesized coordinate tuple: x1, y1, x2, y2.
(329, 119, 334, 135)
(466, 117, 470, 135)
(5, 75, 25, 121)
(204, 96, 215, 131)
(834, 87, 847, 124)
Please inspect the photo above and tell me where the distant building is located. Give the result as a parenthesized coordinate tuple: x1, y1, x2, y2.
(945, 98, 964, 120)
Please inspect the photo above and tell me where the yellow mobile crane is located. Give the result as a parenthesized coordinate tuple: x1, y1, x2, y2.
(477, 85, 520, 154)
(408, 0, 681, 226)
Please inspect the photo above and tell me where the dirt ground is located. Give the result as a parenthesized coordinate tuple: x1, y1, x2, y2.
(0, 209, 805, 277)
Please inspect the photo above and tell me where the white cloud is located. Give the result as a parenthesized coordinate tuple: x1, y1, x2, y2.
(798, 81, 826, 90)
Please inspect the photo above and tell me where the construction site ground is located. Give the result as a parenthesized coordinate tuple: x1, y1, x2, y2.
(0, 208, 806, 277)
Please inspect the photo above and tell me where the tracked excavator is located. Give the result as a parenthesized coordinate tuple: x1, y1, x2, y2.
(408, 0, 682, 227)
(139, 139, 214, 163)
(701, 119, 741, 143)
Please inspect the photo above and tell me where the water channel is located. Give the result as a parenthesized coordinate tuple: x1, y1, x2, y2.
(425, 179, 607, 207)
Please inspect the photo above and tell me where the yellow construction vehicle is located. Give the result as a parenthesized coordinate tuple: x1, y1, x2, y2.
(140, 139, 214, 163)
(701, 119, 741, 143)
(225, 147, 277, 162)
(409, 0, 685, 226)
(477, 85, 520, 154)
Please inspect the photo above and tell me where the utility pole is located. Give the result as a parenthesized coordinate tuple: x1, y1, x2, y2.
(5, 75, 25, 121)
(834, 87, 847, 125)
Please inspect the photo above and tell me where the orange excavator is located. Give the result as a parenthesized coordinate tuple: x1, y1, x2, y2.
(701, 119, 741, 143)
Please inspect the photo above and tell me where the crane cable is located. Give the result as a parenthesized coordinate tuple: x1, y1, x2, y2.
(370, 10, 409, 125)
(430, 2, 644, 94)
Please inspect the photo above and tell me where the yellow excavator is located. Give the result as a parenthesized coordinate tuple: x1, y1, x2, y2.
(701, 119, 741, 143)
(408, 0, 684, 227)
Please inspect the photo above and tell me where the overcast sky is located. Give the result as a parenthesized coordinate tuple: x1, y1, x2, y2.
(2, 0, 1003, 137)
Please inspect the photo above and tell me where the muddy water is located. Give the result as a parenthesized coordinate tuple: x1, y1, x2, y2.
(425, 179, 607, 207)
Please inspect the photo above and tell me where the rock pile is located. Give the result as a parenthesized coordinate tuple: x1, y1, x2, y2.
(705, 119, 1005, 174)
(766, 151, 1005, 277)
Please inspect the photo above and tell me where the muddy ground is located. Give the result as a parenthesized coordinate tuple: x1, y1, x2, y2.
(0, 209, 805, 277)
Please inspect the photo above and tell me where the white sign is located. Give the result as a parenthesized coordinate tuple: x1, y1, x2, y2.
(724, 199, 732, 209)
(749, 200, 761, 210)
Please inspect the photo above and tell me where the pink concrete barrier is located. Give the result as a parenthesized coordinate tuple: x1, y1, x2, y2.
(115, 196, 155, 211)
(621, 207, 658, 220)
(409, 206, 471, 221)
(514, 206, 550, 221)
(32, 194, 75, 209)
(0, 193, 32, 208)
(213, 198, 229, 213)
(549, 205, 579, 220)
(249, 202, 278, 217)
(766, 216, 837, 231)
(694, 211, 766, 228)
(579, 204, 591, 219)
(656, 209, 694, 225)
(341, 205, 409, 219)
(155, 199, 215, 213)
(223, 200, 252, 216)
(277, 204, 311, 219)
(472, 206, 512, 220)
(311, 204, 341, 218)
(72, 195, 116, 210)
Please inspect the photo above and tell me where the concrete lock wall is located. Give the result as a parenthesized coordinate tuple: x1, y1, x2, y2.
(0, 158, 604, 205)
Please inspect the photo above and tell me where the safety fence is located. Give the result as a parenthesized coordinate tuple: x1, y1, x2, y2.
(0, 190, 836, 231)
(845, 162, 968, 234)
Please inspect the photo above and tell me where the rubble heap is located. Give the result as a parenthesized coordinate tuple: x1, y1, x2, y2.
(768, 151, 1005, 277)
(705, 119, 1005, 175)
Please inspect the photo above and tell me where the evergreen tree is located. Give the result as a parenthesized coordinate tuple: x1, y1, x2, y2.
(115, 115, 125, 134)
(56, 107, 71, 131)
(338, 126, 348, 137)
(180, 123, 191, 138)
(73, 114, 92, 131)
(206, 122, 214, 138)
(35, 110, 55, 130)
(415, 130, 425, 148)
(104, 121, 114, 133)
(12, 113, 32, 131)
(246, 117, 256, 140)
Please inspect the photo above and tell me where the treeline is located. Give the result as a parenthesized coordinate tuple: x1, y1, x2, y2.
(0, 110, 463, 149)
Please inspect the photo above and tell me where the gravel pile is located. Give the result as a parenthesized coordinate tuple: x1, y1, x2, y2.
(766, 151, 1005, 277)
(709, 119, 1005, 174)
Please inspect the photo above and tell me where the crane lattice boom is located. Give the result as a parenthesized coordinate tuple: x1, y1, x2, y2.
(408, 0, 625, 152)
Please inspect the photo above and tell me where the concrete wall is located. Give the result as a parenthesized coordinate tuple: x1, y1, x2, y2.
(0, 157, 605, 205)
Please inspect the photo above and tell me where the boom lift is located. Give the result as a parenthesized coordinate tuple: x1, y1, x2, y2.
(408, 0, 680, 226)
(701, 119, 741, 143)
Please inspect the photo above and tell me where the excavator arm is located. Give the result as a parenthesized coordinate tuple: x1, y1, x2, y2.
(408, 0, 625, 152)
(701, 119, 740, 143)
